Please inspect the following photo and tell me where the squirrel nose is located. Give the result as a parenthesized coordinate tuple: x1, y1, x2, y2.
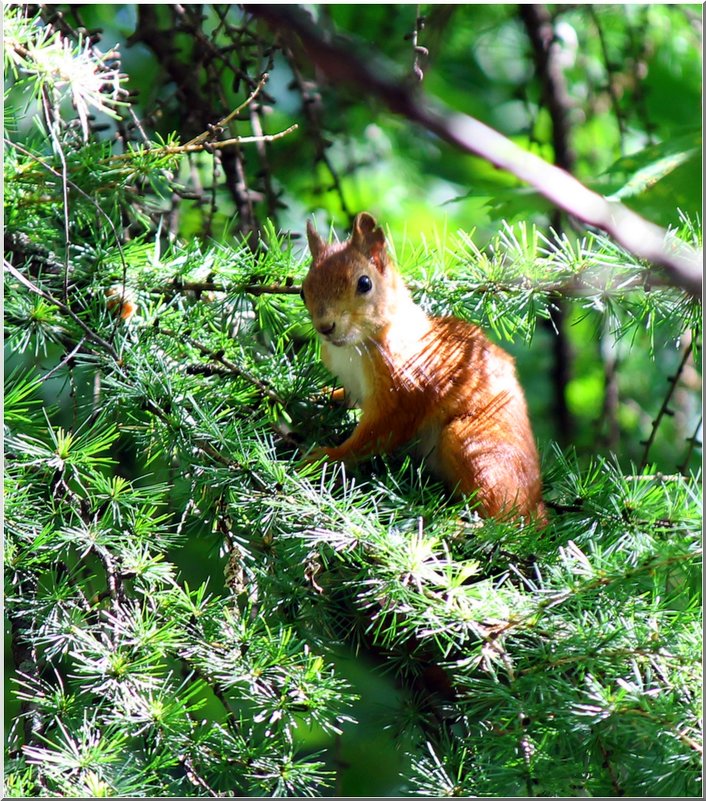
(317, 321, 336, 336)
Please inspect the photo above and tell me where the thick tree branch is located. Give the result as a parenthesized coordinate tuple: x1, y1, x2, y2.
(249, 5, 702, 298)
(520, 3, 576, 446)
(519, 4, 575, 175)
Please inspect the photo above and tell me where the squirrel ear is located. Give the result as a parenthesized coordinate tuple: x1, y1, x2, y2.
(351, 212, 387, 271)
(306, 220, 326, 261)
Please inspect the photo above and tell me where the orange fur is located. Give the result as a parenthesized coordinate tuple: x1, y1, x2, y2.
(105, 285, 137, 322)
(302, 213, 546, 524)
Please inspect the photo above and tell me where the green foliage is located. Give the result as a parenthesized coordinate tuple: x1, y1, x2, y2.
(4, 3, 702, 798)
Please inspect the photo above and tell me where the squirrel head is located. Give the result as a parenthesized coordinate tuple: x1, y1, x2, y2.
(302, 212, 407, 347)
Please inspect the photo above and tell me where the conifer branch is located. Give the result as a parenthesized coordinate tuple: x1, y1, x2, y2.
(156, 325, 286, 406)
(153, 280, 302, 296)
(4, 259, 121, 362)
(5, 578, 43, 752)
(180, 754, 222, 797)
(112, 124, 299, 160)
(4, 140, 128, 263)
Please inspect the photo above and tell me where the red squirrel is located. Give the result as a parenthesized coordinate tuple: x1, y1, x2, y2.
(301, 212, 547, 524)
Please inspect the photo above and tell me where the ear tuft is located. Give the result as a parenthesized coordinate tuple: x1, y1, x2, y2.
(351, 212, 387, 271)
(306, 220, 326, 261)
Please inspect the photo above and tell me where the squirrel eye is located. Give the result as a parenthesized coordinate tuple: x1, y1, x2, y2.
(356, 275, 372, 294)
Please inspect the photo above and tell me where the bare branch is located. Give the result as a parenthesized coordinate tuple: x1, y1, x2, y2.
(173, 124, 299, 153)
(639, 342, 695, 471)
(520, 3, 576, 445)
(249, 5, 702, 297)
(183, 71, 272, 149)
(110, 123, 299, 161)
(38, 338, 86, 383)
(520, 4, 575, 174)
(405, 7, 428, 83)
(281, 44, 354, 222)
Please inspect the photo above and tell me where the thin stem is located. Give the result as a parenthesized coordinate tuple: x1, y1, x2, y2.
(153, 280, 302, 296)
(183, 72, 272, 149)
(38, 338, 86, 382)
(282, 44, 354, 223)
(407, 6, 428, 82)
(40, 87, 72, 305)
(589, 6, 627, 155)
(596, 736, 625, 796)
(111, 124, 299, 160)
(677, 415, 702, 476)
(639, 342, 694, 471)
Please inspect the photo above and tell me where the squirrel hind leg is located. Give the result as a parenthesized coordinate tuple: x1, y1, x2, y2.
(434, 424, 544, 523)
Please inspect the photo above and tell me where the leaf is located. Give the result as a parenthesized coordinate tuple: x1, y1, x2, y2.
(596, 130, 701, 202)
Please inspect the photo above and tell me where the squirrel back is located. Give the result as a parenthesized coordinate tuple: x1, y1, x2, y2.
(302, 212, 546, 524)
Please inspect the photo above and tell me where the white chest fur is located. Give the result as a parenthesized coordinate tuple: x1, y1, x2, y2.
(320, 303, 433, 407)
(321, 341, 372, 406)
